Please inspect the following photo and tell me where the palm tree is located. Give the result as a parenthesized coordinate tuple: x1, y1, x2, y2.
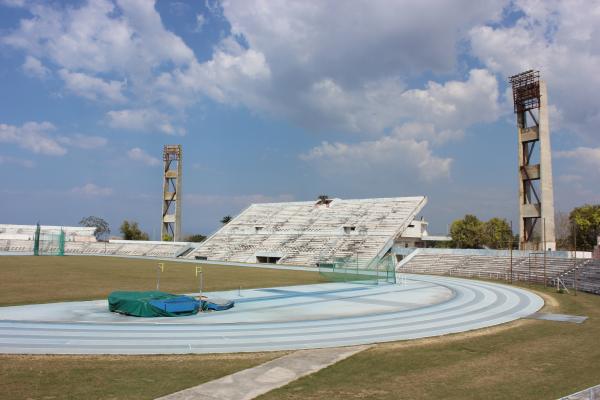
(220, 215, 232, 225)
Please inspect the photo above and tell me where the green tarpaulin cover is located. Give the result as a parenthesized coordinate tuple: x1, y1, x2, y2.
(108, 291, 200, 317)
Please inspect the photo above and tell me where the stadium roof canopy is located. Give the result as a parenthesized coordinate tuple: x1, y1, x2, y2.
(188, 196, 427, 266)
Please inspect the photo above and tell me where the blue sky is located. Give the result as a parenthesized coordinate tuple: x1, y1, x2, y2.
(1, 0, 599, 239)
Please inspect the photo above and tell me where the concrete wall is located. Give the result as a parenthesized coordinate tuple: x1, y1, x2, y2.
(393, 246, 592, 259)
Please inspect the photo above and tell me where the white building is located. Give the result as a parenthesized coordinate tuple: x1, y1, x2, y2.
(395, 218, 452, 248)
(0, 224, 97, 242)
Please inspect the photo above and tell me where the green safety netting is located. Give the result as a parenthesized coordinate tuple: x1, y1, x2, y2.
(318, 253, 396, 285)
(108, 291, 201, 317)
(33, 223, 65, 256)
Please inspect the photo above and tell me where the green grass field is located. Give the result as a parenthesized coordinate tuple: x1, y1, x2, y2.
(1, 353, 284, 400)
(0, 255, 326, 306)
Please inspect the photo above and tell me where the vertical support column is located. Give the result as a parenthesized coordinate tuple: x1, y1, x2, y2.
(161, 144, 182, 242)
(538, 81, 556, 251)
(510, 70, 556, 251)
(175, 147, 182, 242)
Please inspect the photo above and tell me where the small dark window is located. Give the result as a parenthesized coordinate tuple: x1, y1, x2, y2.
(344, 226, 356, 234)
(257, 256, 281, 264)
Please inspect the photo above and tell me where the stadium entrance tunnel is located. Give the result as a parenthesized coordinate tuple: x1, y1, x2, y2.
(0, 275, 543, 355)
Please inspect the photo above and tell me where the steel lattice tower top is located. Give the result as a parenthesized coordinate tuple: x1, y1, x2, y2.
(509, 70, 556, 251)
(161, 145, 182, 242)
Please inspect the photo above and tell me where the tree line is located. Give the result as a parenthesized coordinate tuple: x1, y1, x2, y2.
(444, 215, 514, 249)
(444, 203, 600, 251)
(77, 214, 236, 243)
(79, 217, 206, 242)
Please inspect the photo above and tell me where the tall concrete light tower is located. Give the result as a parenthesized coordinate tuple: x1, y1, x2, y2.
(509, 70, 556, 251)
(161, 144, 182, 242)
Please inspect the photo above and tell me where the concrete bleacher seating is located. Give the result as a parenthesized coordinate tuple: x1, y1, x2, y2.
(2, 238, 191, 258)
(186, 196, 426, 266)
(556, 260, 600, 294)
(400, 251, 590, 285)
(0, 239, 34, 253)
(60, 241, 190, 258)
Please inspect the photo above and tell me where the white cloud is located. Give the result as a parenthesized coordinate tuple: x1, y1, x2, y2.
(556, 146, 600, 169)
(106, 108, 185, 135)
(469, 0, 600, 141)
(0, 155, 35, 168)
(0, 121, 66, 155)
(203, 1, 504, 133)
(127, 147, 160, 166)
(557, 174, 583, 184)
(223, 0, 504, 80)
(2, 0, 193, 120)
(58, 69, 126, 103)
(3, 0, 504, 139)
(70, 183, 113, 197)
(57, 134, 107, 149)
(152, 39, 271, 110)
(301, 123, 453, 182)
(195, 13, 206, 32)
(0, 122, 107, 155)
(298, 69, 500, 134)
(555, 146, 600, 201)
(3, 0, 194, 75)
(0, 0, 25, 7)
(22, 56, 50, 78)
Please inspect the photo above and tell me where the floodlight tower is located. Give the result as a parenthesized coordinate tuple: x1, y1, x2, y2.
(161, 144, 182, 242)
(509, 70, 556, 251)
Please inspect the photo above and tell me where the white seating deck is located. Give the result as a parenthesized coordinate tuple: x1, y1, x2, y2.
(186, 196, 426, 266)
(400, 253, 590, 285)
(0, 239, 34, 253)
(557, 259, 600, 294)
(62, 242, 189, 257)
(1, 237, 191, 258)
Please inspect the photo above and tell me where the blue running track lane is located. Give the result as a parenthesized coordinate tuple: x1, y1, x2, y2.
(0, 274, 543, 354)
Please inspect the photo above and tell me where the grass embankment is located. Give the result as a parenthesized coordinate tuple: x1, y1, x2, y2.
(0, 255, 326, 306)
(259, 284, 600, 400)
(1, 352, 283, 400)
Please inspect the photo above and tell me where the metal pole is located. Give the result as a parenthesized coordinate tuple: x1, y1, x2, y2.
(528, 255, 531, 287)
(195, 266, 203, 300)
(200, 271, 203, 299)
(543, 218, 547, 287)
(156, 265, 160, 291)
(510, 220, 513, 284)
(574, 224, 577, 296)
(156, 263, 165, 291)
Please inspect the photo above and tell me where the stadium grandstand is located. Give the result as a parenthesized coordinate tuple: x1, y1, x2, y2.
(185, 195, 433, 266)
(397, 248, 600, 295)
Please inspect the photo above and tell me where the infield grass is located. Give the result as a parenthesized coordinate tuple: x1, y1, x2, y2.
(0, 255, 326, 306)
